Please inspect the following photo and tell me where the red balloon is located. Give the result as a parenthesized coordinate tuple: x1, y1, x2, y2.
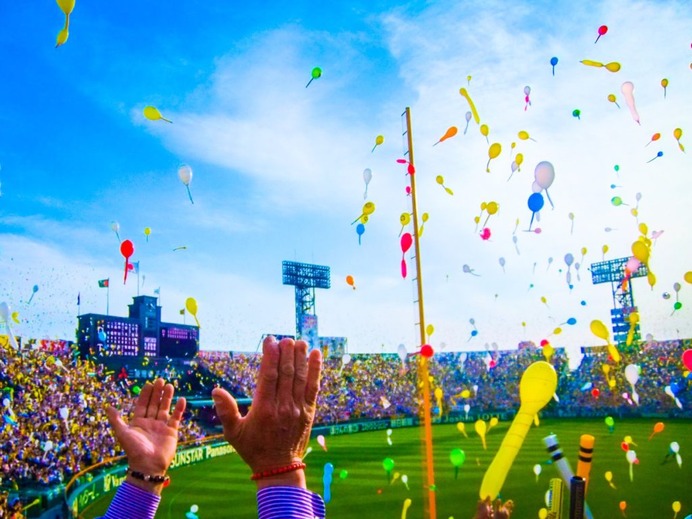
(621, 442, 629, 451)
(598, 25, 608, 36)
(120, 239, 134, 258)
(420, 344, 434, 358)
(401, 233, 413, 254)
(591, 388, 600, 398)
(540, 339, 549, 347)
(682, 349, 692, 371)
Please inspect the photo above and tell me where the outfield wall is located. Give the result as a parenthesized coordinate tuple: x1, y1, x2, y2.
(64, 438, 236, 518)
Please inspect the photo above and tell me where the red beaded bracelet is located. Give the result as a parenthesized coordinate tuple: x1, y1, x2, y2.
(250, 462, 306, 481)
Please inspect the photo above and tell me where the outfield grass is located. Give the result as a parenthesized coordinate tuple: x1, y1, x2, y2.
(83, 418, 691, 518)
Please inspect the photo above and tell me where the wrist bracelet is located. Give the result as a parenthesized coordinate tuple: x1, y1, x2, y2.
(250, 462, 306, 481)
(126, 467, 170, 485)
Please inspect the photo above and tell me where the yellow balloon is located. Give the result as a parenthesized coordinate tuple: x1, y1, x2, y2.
(479, 362, 557, 500)
(143, 105, 172, 123)
(542, 344, 554, 362)
(629, 312, 639, 324)
(486, 201, 499, 215)
(608, 93, 617, 103)
(436, 175, 444, 185)
(553, 327, 562, 335)
(685, 271, 692, 284)
(488, 142, 501, 159)
(426, 324, 435, 337)
(400, 213, 411, 226)
(56, 0, 75, 15)
(624, 435, 634, 444)
(56, 26, 69, 47)
(185, 297, 200, 327)
(434, 387, 443, 400)
(363, 202, 376, 215)
(638, 222, 648, 236)
(474, 216, 480, 224)
(630, 208, 639, 218)
(674, 128, 683, 140)
(11, 311, 20, 324)
(673, 501, 681, 513)
(631, 241, 649, 263)
(475, 419, 488, 450)
(605, 62, 621, 72)
(539, 509, 548, 519)
(647, 270, 656, 288)
(602, 244, 609, 254)
(480, 124, 489, 137)
(144, 227, 151, 236)
(518, 130, 530, 140)
(489, 417, 499, 429)
(602, 364, 611, 375)
(461, 389, 471, 399)
(540, 296, 547, 304)
(422, 213, 429, 223)
(607, 344, 621, 363)
(608, 378, 617, 388)
(481, 202, 487, 211)
(581, 59, 603, 67)
(515, 153, 524, 166)
(590, 320, 609, 341)
(375, 135, 384, 145)
(581, 247, 587, 256)
(605, 471, 613, 482)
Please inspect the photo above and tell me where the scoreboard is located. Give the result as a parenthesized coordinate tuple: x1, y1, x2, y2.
(160, 326, 198, 358)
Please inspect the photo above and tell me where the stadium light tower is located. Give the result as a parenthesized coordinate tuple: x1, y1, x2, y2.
(590, 257, 648, 345)
(281, 261, 330, 350)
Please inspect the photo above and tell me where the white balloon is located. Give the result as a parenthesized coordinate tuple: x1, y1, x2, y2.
(533, 464, 542, 475)
(342, 354, 351, 365)
(626, 450, 637, 464)
(534, 161, 555, 189)
(190, 504, 199, 513)
(363, 168, 372, 184)
(531, 180, 542, 193)
(624, 364, 640, 386)
(397, 344, 407, 363)
(178, 164, 193, 186)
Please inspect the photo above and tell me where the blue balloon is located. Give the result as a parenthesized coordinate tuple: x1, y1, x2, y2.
(98, 329, 107, 342)
(471, 330, 478, 337)
(356, 223, 365, 236)
(527, 192, 544, 212)
(670, 382, 681, 395)
(550, 57, 558, 66)
(566, 317, 577, 325)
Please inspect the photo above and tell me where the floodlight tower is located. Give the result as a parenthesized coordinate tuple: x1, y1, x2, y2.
(281, 261, 331, 349)
(590, 257, 648, 344)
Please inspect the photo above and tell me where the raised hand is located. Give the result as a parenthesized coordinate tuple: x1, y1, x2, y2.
(106, 378, 186, 494)
(212, 336, 322, 488)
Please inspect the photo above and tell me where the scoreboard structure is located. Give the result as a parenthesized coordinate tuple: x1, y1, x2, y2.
(77, 295, 199, 360)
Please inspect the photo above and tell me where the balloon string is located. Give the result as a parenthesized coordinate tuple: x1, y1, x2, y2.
(186, 185, 194, 204)
(305, 78, 314, 88)
(545, 189, 554, 209)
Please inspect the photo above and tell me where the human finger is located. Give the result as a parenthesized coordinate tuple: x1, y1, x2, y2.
(277, 339, 296, 409)
(167, 397, 186, 430)
(304, 348, 322, 408)
(133, 381, 154, 420)
(157, 383, 175, 422)
(254, 336, 280, 402)
(212, 387, 242, 439)
(106, 406, 128, 440)
(146, 378, 165, 418)
(293, 340, 309, 405)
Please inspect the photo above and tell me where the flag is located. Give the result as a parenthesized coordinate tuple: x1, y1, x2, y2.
(133, 261, 140, 274)
(98, 279, 109, 288)
(77, 293, 81, 306)
(179, 309, 185, 315)
(154, 287, 160, 295)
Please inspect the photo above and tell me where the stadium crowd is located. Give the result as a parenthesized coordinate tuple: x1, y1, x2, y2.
(0, 336, 689, 513)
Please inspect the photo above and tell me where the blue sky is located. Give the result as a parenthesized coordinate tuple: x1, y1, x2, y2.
(1, 0, 691, 357)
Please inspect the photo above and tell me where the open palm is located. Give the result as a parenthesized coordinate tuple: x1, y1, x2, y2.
(107, 378, 186, 475)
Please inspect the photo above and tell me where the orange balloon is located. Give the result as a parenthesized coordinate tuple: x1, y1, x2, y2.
(345, 275, 356, 289)
(654, 421, 664, 433)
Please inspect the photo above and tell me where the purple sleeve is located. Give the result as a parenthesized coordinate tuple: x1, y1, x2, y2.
(99, 481, 160, 519)
(257, 486, 326, 519)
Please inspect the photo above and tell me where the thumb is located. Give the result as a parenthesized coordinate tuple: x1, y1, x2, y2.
(212, 387, 242, 436)
(106, 405, 128, 440)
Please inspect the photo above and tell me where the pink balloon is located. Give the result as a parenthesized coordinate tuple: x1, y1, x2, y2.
(626, 257, 640, 273)
(401, 233, 413, 254)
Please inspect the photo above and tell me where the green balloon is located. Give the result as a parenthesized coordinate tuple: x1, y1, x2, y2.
(382, 457, 395, 472)
(450, 448, 466, 467)
(132, 386, 141, 395)
(611, 196, 623, 206)
(311, 67, 322, 79)
(674, 302, 682, 310)
(605, 416, 614, 427)
(339, 469, 348, 480)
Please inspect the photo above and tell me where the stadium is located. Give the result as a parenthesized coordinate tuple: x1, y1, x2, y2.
(2, 1, 692, 518)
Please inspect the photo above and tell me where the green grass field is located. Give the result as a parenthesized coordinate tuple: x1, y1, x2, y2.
(83, 418, 691, 518)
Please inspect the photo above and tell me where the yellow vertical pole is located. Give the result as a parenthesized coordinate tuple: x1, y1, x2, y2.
(404, 106, 437, 519)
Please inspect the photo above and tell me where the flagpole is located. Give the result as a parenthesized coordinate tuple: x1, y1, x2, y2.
(107, 280, 110, 316)
(137, 267, 140, 297)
